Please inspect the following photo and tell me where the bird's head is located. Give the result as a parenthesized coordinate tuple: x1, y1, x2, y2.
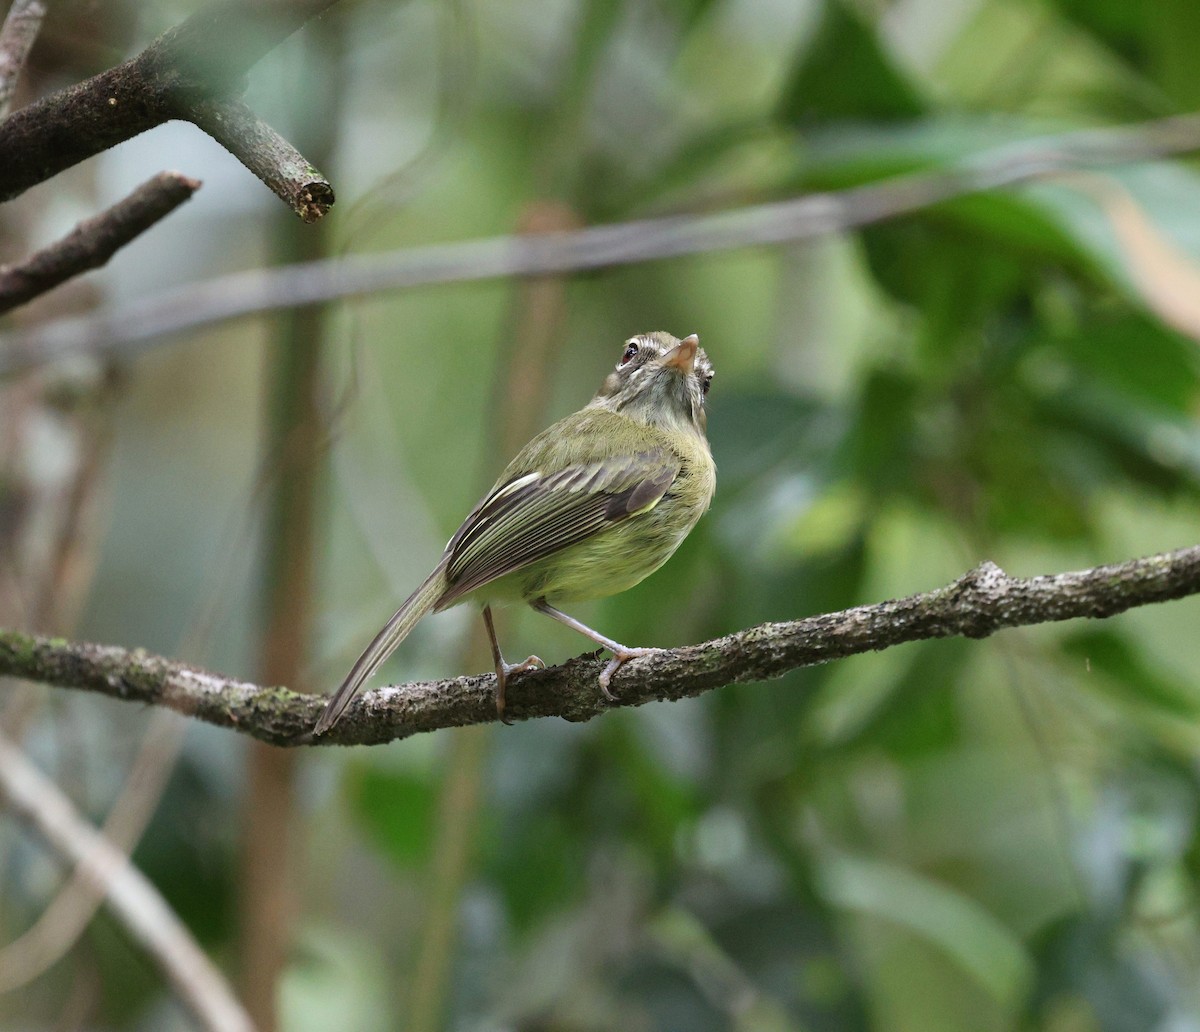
(591, 331, 713, 434)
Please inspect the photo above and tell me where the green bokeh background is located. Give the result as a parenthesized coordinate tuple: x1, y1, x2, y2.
(7, 0, 1200, 1028)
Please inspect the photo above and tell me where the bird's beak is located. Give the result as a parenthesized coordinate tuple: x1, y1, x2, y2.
(662, 334, 699, 375)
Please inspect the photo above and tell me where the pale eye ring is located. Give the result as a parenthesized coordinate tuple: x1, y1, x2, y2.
(619, 342, 638, 366)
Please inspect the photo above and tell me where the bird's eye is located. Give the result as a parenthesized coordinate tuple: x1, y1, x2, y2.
(702, 372, 714, 395)
(619, 342, 639, 366)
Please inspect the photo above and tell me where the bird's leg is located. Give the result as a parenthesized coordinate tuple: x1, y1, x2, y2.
(531, 600, 655, 701)
(481, 604, 543, 724)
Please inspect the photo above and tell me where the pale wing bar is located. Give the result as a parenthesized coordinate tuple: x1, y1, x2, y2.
(436, 451, 679, 608)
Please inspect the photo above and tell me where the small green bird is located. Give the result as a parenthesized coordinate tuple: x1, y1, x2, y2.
(315, 331, 716, 734)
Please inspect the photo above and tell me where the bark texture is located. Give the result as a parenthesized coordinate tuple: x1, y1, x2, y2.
(2, 547, 1197, 747)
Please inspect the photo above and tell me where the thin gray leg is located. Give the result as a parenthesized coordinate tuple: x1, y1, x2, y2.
(531, 600, 655, 700)
(481, 604, 543, 724)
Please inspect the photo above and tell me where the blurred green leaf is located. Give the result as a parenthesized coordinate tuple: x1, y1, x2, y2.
(799, 123, 1200, 323)
(1030, 913, 1170, 1032)
(1023, 163, 1200, 307)
(777, 0, 925, 125)
(133, 761, 234, 945)
(833, 639, 970, 758)
(859, 219, 1033, 365)
(1061, 628, 1200, 717)
(610, 721, 702, 861)
(488, 811, 586, 930)
(348, 766, 436, 869)
(89, 914, 163, 1026)
(283, 926, 392, 1032)
(839, 367, 919, 494)
(709, 391, 834, 491)
(1048, 0, 1144, 55)
(1144, 0, 1200, 108)
(819, 852, 1034, 1007)
(673, 0, 724, 35)
(1045, 311, 1200, 414)
(648, 907, 797, 1032)
(1032, 380, 1200, 499)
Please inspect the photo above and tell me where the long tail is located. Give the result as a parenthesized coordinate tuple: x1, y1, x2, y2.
(314, 559, 450, 735)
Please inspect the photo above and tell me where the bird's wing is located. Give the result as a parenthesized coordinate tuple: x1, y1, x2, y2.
(436, 449, 680, 607)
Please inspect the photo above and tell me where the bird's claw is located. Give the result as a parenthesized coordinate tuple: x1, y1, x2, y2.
(506, 655, 545, 676)
(495, 655, 544, 725)
(598, 647, 656, 702)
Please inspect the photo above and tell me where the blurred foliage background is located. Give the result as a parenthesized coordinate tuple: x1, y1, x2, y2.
(5, 0, 1200, 1029)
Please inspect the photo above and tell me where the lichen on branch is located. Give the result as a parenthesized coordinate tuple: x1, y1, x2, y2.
(1, 545, 1197, 748)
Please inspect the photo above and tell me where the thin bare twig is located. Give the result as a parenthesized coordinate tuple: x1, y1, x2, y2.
(0, 711, 185, 992)
(0, 0, 45, 118)
(1, 546, 1198, 748)
(5, 111, 1200, 378)
(0, 0, 337, 216)
(0, 368, 141, 988)
(0, 171, 200, 315)
(0, 732, 253, 1032)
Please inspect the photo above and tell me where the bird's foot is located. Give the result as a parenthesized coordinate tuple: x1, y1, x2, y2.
(505, 655, 545, 678)
(598, 647, 656, 701)
(495, 655, 544, 724)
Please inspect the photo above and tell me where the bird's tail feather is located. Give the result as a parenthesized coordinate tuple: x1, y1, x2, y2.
(314, 559, 450, 735)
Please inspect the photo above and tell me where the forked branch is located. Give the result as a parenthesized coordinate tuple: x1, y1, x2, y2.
(0, 0, 336, 220)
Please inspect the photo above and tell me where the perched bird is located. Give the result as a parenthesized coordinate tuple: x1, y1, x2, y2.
(315, 331, 716, 734)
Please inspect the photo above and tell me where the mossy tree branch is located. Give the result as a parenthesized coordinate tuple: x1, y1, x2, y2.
(2, 545, 1199, 748)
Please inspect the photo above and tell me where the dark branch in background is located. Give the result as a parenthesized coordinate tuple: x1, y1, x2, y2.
(4, 110, 1200, 377)
(0, 0, 44, 118)
(0, 0, 336, 220)
(0, 171, 200, 314)
(2, 546, 1198, 748)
